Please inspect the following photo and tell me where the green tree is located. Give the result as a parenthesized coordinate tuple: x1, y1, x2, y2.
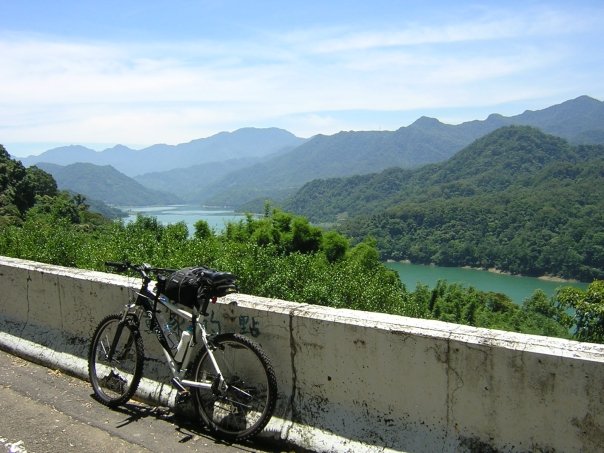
(348, 238, 380, 269)
(557, 280, 604, 343)
(523, 289, 570, 325)
(15, 165, 58, 212)
(27, 193, 81, 224)
(252, 220, 280, 247)
(289, 216, 322, 253)
(194, 219, 213, 240)
(321, 230, 349, 263)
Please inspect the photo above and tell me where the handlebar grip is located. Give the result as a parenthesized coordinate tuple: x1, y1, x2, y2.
(154, 267, 178, 274)
(105, 261, 129, 272)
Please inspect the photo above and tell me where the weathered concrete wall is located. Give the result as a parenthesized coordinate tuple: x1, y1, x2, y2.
(1, 256, 604, 453)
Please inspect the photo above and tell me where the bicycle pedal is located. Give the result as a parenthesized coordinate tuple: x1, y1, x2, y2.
(175, 390, 191, 405)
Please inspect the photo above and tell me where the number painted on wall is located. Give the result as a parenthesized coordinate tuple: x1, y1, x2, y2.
(239, 315, 260, 337)
(202, 310, 261, 337)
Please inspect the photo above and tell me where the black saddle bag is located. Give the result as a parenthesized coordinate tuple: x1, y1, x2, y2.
(164, 266, 237, 308)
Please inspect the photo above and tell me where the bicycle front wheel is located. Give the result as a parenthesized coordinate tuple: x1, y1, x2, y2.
(190, 333, 277, 440)
(88, 314, 144, 407)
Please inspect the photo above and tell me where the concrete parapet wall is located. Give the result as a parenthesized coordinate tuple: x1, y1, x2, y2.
(1, 256, 603, 452)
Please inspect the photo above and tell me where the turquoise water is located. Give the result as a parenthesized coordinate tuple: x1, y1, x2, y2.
(386, 262, 589, 305)
(121, 205, 246, 234)
(120, 205, 589, 305)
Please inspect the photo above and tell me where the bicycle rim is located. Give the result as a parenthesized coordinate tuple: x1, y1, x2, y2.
(88, 314, 144, 407)
(191, 333, 277, 440)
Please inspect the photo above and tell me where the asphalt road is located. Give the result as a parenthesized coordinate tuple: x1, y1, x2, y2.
(0, 349, 297, 453)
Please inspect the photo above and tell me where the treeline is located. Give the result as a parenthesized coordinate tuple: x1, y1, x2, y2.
(0, 145, 58, 226)
(286, 127, 604, 281)
(341, 162, 604, 281)
(1, 144, 603, 343)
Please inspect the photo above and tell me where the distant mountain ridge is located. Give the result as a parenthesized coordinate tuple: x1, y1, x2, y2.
(20, 96, 604, 208)
(285, 126, 599, 222)
(22, 127, 305, 177)
(200, 96, 604, 207)
(133, 158, 258, 203)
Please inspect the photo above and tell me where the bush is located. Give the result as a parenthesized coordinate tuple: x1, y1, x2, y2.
(0, 198, 595, 343)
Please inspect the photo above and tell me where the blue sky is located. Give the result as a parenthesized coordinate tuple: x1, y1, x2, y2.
(2, 0, 603, 157)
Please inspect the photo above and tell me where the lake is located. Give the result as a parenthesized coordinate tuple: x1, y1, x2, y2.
(121, 205, 246, 234)
(386, 261, 589, 305)
(121, 205, 589, 305)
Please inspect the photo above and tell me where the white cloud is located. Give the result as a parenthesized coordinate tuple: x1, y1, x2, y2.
(301, 6, 590, 54)
(0, 3, 602, 151)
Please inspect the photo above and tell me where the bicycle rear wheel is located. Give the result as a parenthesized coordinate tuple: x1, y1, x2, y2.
(88, 314, 144, 407)
(189, 333, 277, 440)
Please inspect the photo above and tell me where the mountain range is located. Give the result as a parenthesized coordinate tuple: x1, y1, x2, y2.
(22, 127, 305, 177)
(292, 125, 603, 280)
(19, 95, 604, 208)
(217, 95, 604, 208)
(35, 162, 179, 206)
(286, 126, 602, 222)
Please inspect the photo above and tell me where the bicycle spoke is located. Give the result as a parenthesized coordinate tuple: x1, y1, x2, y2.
(88, 315, 144, 407)
(190, 333, 277, 440)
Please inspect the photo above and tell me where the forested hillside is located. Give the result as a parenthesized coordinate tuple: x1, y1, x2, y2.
(286, 127, 604, 281)
(0, 145, 57, 226)
(2, 141, 604, 343)
(192, 95, 604, 207)
(37, 162, 180, 206)
(0, 144, 113, 230)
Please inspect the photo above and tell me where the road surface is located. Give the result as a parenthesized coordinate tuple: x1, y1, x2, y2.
(0, 348, 298, 453)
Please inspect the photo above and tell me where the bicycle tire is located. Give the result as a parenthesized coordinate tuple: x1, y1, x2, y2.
(88, 314, 144, 407)
(189, 333, 277, 440)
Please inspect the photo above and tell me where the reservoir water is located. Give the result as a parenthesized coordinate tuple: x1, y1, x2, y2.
(386, 261, 588, 305)
(122, 205, 589, 305)
(121, 205, 246, 233)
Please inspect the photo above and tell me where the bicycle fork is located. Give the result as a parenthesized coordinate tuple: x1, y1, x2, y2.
(106, 307, 138, 362)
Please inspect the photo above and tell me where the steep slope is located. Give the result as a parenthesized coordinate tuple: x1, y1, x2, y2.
(285, 126, 604, 280)
(344, 155, 604, 281)
(286, 126, 598, 222)
(36, 163, 180, 206)
(133, 157, 257, 203)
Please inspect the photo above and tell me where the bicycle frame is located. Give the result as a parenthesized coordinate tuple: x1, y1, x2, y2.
(91, 262, 276, 441)
(121, 280, 225, 394)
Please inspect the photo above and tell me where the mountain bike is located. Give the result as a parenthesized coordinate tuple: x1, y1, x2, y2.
(87, 262, 277, 441)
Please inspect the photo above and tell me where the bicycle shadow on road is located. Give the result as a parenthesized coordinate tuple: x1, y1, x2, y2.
(93, 397, 300, 453)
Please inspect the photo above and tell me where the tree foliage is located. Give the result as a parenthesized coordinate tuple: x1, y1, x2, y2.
(2, 191, 601, 342)
(0, 145, 58, 226)
(286, 127, 604, 281)
(2, 143, 604, 343)
(557, 281, 604, 343)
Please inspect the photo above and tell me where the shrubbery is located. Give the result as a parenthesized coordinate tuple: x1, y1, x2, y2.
(1, 147, 602, 343)
(1, 196, 603, 342)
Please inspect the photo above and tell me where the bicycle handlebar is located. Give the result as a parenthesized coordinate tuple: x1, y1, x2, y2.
(105, 261, 130, 272)
(104, 261, 177, 278)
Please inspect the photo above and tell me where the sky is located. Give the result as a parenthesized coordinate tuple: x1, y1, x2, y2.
(1, 1, 603, 157)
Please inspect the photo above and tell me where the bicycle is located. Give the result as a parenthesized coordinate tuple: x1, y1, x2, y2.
(87, 261, 278, 441)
